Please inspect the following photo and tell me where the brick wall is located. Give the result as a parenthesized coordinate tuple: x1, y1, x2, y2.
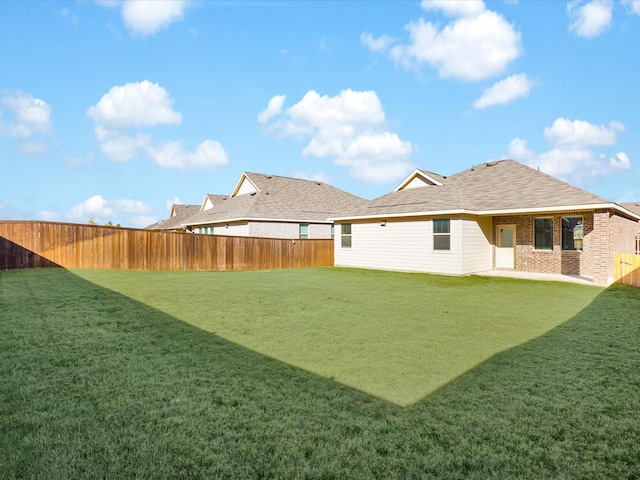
(491, 209, 638, 285)
(493, 211, 594, 277)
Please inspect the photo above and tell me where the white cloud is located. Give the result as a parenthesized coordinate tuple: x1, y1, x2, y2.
(97, 0, 188, 36)
(67, 194, 154, 226)
(88, 81, 227, 170)
(0, 91, 52, 139)
(473, 74, 535, 109)
(147, 140, 228, 170)
(122, 0, 187, 36)
(622, 0, 640, 15)
(389, 10, 521, 82)
(507, 138, 535, 160)
(421, 0, 486, 17)
(568, 0, 613, 38)
(507, 117, 631, 183)
(543, 118, 620, 149)
(68, 195, 115, 222)
(0, 91, 54, 155)
(257, 94, 286, 123)
(360, 32, 396, 52)
(87, 81, 182, 129)
(260, 89, 414, 184)
(283, 90, 385, 135)
(528, 149, 630, 179)
(94, 126, 151, 162)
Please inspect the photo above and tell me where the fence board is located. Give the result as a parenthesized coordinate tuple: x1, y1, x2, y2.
(614, 252, 640, 287)
(0, 221, 334, 272)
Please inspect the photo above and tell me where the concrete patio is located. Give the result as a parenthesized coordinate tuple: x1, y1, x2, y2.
(476, 269, 598, 285)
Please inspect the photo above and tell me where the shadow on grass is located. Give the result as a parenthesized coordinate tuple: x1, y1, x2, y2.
(1, 269, 638, 479)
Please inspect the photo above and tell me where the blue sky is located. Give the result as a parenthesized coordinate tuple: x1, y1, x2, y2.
(1, 0, 639, 227)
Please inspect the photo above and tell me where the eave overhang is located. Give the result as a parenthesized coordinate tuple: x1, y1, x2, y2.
(330, 203, 640, 222)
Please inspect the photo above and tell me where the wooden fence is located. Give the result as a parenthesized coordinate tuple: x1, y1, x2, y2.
(0, 221, 334, 271)
(614, 252, 640, 288)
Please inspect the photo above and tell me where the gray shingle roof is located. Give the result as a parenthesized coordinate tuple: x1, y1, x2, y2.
(183, 172, 367, 226)
(146, 204, 201, 230)
(622, 202, 640, 217)
(203, 194, 229, 208)
(335, 160, 615, 219)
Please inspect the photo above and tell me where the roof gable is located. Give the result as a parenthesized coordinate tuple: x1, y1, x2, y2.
(232, 173, 260, 197)
(201, 194, 228, 211)
(394, 169, 445, 191)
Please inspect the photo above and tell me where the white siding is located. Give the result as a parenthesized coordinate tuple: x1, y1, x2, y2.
(335, 217, 461, 275)
(248, 222, 298, 239)
(335, 216, 492, 276)
(309, 223, 332, 239)
(248, 222, 332, 239)
(221, 222, 250, 236)
(459, 216, 492, 274)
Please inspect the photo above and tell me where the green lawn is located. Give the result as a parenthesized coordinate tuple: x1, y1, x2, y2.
(74, 267, 601, 406)
(1, 268, 639, 479)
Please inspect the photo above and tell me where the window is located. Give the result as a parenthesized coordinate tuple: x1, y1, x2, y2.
(341, 223, 352, 248)
(433, 218, 450, 250)
(299, 224, 309, 239)
(534, 218, 553, 250)
(562, 216, 583, 251)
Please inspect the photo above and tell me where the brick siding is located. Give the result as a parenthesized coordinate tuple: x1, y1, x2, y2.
(492, 209, 638, 286)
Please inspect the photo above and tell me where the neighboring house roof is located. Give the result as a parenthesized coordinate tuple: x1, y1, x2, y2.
(622, 202, 640, 217)
(183, 172, 367, 227)
(202, 194, 229, 211)
(333, 160, 640, 221)
(146, 204, 201, 230)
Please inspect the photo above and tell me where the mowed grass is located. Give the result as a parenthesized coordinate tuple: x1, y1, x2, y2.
(74, 267, 602, 406)
(0, 268, 638, 479)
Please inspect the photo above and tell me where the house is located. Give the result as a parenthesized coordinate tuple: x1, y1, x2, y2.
(331, 159, 640, 286)
(178, 172, 367, 239)
(146, 204, 201, 232)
